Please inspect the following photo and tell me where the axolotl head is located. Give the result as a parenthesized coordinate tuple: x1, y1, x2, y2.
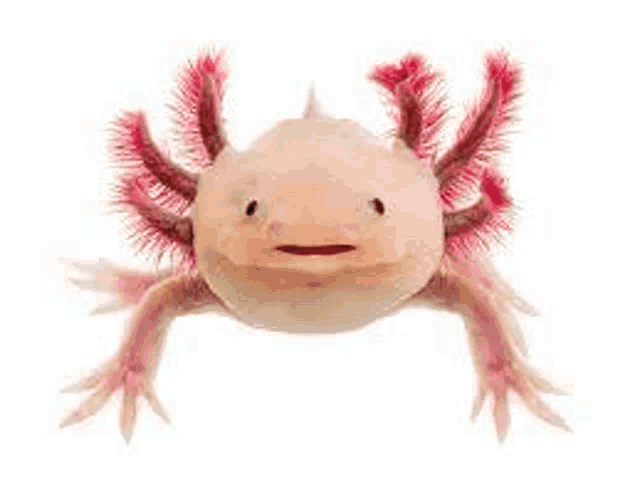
(192, 96, 444, 330)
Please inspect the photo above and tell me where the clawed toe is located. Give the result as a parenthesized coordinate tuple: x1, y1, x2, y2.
(59, 385, 113, 428)
(120, 394, 137, 443)
(470, 384, 486, 422)
(89, 299, 128, 316)
(493, 394, 510, 443)
(521, 363, 569, 396)
(60, 359, 116, 394)
(144, 387, 171, 424)
(519, 388, 572, 433)
(61, 258, 119, 293)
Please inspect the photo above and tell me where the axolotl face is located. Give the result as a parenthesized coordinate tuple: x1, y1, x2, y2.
(193, 117, 444, 332)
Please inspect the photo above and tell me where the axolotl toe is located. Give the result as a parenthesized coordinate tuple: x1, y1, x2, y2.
(60, 47, 570, 443)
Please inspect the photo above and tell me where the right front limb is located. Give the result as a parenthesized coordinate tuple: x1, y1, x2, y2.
(60, 274, 220, 442)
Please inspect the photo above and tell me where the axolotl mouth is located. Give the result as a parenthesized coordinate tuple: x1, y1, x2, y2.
(274, 245, 357, 256)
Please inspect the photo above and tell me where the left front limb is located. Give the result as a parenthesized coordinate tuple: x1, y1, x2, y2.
(60, 274, 219, 442)
(417, 266, 570, 442)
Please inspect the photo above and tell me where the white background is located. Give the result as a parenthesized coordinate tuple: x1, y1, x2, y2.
(2, 0, 638, 478)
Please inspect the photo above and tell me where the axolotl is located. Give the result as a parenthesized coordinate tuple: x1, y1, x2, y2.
(60, 47, 570, 443)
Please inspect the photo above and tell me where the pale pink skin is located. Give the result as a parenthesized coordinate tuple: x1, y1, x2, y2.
(60, 51, 570, 443)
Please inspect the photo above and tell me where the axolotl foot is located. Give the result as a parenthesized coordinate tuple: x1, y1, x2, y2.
(61, 258, 166, 315)
(424, 264, 571, 442)
(60, 353, 170, 443)
(469, 353, 571, 442)
(60, 273, 216, 442)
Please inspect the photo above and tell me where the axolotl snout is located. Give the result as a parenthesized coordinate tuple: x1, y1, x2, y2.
(60, 48, 570, 443)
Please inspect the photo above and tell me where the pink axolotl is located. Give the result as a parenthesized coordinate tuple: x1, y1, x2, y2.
(60, 47, 570, 443)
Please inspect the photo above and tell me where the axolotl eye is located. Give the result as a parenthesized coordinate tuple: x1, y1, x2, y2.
(245, 199, 258, 216)
(370, 197, 385, 216)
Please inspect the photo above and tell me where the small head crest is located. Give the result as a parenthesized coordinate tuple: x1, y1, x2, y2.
(302, 82, 331, 119)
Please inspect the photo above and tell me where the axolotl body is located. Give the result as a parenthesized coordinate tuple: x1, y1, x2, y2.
(60, 48, 570, 443)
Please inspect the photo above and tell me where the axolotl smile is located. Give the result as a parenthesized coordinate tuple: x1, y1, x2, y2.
(274, 244, 357, 255)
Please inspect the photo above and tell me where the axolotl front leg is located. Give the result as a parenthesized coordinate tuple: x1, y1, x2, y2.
(60, 273, 219, 441)
(416, 261, 570, 441)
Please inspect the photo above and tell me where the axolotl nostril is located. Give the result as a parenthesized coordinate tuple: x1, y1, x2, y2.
(60, 47, 570, 443)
